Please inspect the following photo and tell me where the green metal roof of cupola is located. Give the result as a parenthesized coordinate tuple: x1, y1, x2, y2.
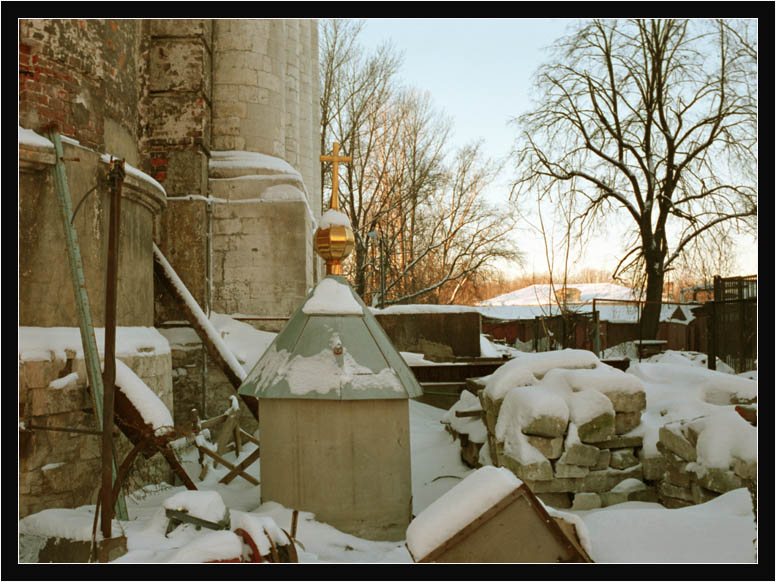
(238, 275, 423, 400)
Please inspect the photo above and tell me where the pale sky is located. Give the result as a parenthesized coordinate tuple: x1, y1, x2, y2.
(362, 18, 570, 168)
(360, 18, 630, 278)
(358, 18, 757, 280)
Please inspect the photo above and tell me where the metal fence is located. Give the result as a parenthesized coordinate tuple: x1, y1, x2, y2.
(707, 276, 758, 373)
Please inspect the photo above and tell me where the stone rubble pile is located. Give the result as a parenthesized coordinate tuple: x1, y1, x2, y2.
(442, 351, 758, 512)
(653, 413, 757, 508)
(443, 351, 654, 509)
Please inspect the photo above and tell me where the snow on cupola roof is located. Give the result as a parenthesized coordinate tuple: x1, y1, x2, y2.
(238, 275, 423, 401)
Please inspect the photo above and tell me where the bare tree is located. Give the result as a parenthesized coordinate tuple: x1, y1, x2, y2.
(511, 18, 757, 337)
(319, 18, 404, 296)
(320, 20, 521, 305)
(379, 141, 520, 305)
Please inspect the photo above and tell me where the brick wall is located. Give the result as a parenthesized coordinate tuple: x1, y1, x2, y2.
(19, 19, 140, 162)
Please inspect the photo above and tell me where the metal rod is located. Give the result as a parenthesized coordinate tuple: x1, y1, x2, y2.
(101, 158, 125, 539)
(379, 236, 386, 310)
(46, 127, 128, 521)
(25, 424, 103, 436)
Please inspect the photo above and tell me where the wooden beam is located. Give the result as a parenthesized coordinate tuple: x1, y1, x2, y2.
(219, 448, 261, 485)
(153, 247, 259, 420)
(197, 445, 259, 486)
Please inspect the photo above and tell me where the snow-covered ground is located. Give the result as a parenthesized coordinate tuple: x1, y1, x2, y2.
(18, 319, 757, 564)
(18, 398, 758, 564)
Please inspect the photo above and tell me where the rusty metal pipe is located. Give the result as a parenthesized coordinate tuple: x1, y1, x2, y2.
(101, 158, 125, 539)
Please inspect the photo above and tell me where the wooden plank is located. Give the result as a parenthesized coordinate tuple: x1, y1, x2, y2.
(239, 428, 260, 447)
(161, 446, 198, 490)
(416, 484, 591, 563)
(197, 446, 259, 486)
(417, 488, 525, 563)
(219, 448, 261, 485)
(153, 248, 259, 420)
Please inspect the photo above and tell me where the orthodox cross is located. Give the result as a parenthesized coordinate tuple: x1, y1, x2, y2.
(320, 142, 351, 211)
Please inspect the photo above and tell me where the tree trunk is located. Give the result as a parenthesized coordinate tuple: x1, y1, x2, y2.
(640, 253, 665, 339)
(353, 242, 367, 297)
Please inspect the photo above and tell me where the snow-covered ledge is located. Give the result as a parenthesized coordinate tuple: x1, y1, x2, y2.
(18, 126, 56, 171)
(207, 150, 316, 227)
(18, 125, 167, 215)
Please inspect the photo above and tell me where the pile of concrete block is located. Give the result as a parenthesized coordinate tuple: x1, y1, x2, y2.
(445, 360, 653, 510)
(442, 351, 662, 509)
(440, 390, 489, 468)
(480, 386, 651, 509)
(653, 414, 757, 508)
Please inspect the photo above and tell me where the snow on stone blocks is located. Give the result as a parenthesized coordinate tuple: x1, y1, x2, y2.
(440, 390, 488, 468)
(654, 411, 756, 509)
(452, 350, 651, 509)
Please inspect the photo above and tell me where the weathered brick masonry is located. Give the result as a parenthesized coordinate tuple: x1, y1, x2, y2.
(19, 18, 322, 515)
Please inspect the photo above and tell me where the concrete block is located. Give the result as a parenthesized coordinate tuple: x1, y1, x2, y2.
(564, 441, 601, 466)
(664, 466, 692, 488)
(656, 441, 690, 470)
(500, 452, 553, 482)
(554, 461, 589, 479)
(628, 486, 659, 503)
(691, 466, 743, 494)
(609, 448, 639, 470)
(522, 477, 586, 494)
(593, 435, 643, 449)
(658, 480, 694, 502)
(599, 490, 628, 507)
(659, 495, 694, 509)
(638, 450, 666, 481)
(572, 492, 601, 510)
(691, 481, 721, 505)
(522, 415, 568, 439)
(577, 412, 615, 443)
(658, 425, 697, 462)
(536, 492, 572, 509)
(525, 435, 564, 460)
(732, 456, 757, 480)
(605, 390, 646, 413)
(615, 411, 642, 434)
(582, 464, 643, 493)
(593, 449, 611, 471)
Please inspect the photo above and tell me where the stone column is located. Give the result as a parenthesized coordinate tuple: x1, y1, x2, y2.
(208, 19, 319, 321)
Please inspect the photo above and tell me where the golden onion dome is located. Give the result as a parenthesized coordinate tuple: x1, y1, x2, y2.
(315, 209, 354, 275)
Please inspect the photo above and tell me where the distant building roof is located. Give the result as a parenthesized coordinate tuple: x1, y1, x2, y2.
(477, 283, 639, 307)
(475, 301, 695, 325)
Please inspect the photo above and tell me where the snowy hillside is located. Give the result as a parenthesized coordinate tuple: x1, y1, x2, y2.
(478, 282, 639, 306)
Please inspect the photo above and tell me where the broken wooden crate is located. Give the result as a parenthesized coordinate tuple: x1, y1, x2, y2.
(406, 466, 591, 563)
